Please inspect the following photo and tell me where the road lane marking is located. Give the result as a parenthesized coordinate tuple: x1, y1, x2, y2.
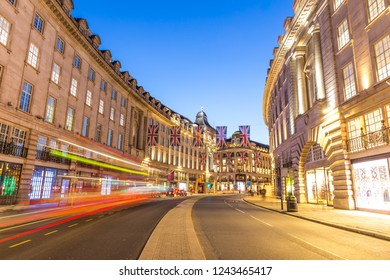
(287, 233, 347, 260)
(9, 240, 31, 248)
(235, 208, 245, 214)
(85, 219, 93, 222)
(68, 223, 78, 228)
(250, 215, 274, 227)
(44, 230, 58, 236)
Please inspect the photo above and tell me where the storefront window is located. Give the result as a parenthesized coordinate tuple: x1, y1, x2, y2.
(0, 162, 22, 205)
(306, 168, 334, 205)
(352, 159, 390, 211)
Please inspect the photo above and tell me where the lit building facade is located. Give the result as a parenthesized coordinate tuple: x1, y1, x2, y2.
(213, 132, 272, 194)
(263, 0, 390, 212)
(0, 0, 214, 204)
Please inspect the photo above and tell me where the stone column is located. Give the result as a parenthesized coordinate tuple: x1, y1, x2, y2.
(295, 49, 308, 114)
(312, 26, 326, 100)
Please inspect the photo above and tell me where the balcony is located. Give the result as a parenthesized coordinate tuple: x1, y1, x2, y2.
(346, 127, 389, 153)
(0, 141, 28, 158)
(36, 147, 71, 165)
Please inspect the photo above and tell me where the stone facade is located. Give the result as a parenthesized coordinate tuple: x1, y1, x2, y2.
(262, 0, 390, 212)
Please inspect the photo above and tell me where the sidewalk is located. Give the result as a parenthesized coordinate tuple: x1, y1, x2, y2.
(243, 195, 390, 242)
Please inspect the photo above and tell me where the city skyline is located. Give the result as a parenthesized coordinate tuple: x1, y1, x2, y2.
(72, 0, 294, 144)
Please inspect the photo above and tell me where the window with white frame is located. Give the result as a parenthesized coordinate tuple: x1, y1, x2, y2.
(374, 35, 390, 81)
(337, 19, 350, 50)
(368, 0, 386, 22)
(0, 123, 9, 143)
(334, 0, 344, 10)
(343, 63, 357, 100)
(86, 90, 92, 106)
(99, 99, 104, 114)
(73, 55, 81, 69)
(70, 78, 78, 96)
(51, 63, 61, 84)
(45, 96, 56, 123)
(110, 107, 115, 121)
(11, 127, 26, 148)
(33, 13, 44, 33)
(19, 81, 33, 112)
(0, 15, 10, 46)
(120, 113, 124, 126)
(65, 107, 74, 131)
(365, 108, 383, 133)
(107, 129, 113, 146)
(387, 104, 390, 125)
(27, 43, 39, 68)
(347, 117, 362, 140)
(56, 37, 65, 54)
(81, 116, 89, 137)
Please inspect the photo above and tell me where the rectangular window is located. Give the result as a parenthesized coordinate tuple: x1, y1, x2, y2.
(368, 0, 385, 22)
(107, 129, 113, 146)
(99, 99, 104, 114)
(0, 123, 10, 143)
(19, 81, 33, 112)
(82, 116, 89, 137)
(110, 107, 115, 121)
(88, 69, 95, 81)
(11, 127, 26, 148)
(118, 134, 123, 150)
(56, 37, 65, 54)
(33, 13, 44, 33)
(111, 90, 117, 100)
(95, 123, 102, 142)
(121, 97, 126, 107)
(334, 0, 344, 10)
(365, 108, 383, 133)
(70, 78, 78, 96)
(0, 15, 10, 46)
(65, 107, 74, 131)
(337, 19, 350, 50)
(374, 35, 390, 81)
(342, 63, 357, 100)
(73, 55, 81, 69)
(27, 43, 39, 68)
(101, 80, 106, 92)
(51, 63, 61, 84)
(120, 113, 124, 126)
(45, 96, 56, 123)
(86, 90, 92, 106)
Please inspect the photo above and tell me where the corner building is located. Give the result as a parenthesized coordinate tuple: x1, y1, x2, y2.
(262, 0, 390, 212)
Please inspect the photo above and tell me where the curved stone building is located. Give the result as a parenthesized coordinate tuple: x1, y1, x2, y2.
(262, 0, 390, 212)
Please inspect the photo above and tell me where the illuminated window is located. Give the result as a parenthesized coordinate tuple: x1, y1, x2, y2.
(0, 15, 10, 46)
(51, 63, 61, 84)
(120, 113, 124, 126)
(337, 19, 350, 50)
(334, 0, 344, 10)
(367, 0, 385, 22)
(86, 90, 92, 106)
(56, 37, 65, 54)
(65, 107, 74, 131)
(45, 96, 56, 123)
(347, 117, 362, 140)
(110, 107, 115, 121)
(33, 13, 44, 33)
(27, 43, 39, 68)
(342, 63, 357, 100)
(387, 105, 390, 125)
(99, 99, 104, 114)
(365, 108, 383, 133)
(374, 35, 390, 81)
(0, 123, 10, 142)
(70, 78, 78, 96)
(19, 81, 33, 112)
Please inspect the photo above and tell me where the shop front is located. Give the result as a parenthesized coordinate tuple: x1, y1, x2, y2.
(305, 167, 334, 206)
(0, 161, 22, 205)
(352, 157, 390, 212)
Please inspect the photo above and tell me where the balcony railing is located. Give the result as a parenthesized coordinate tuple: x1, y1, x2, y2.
(0, 141, 28, 158)
(347, 127, 389, 152)
(36, 147, 71, 165)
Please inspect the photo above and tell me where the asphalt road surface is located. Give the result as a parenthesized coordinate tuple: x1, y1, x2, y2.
(192, 195, 390, 259)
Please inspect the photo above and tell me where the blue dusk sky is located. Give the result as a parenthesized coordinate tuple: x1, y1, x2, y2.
(72, 0, 294, 145)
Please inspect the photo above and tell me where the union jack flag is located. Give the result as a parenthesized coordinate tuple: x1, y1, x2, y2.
(200, 152, 207, 167)
(254, 150, 261, 166)
(193, 125, 204, 147)
(215, 126, 227, 148)
(147, 123, 159, 146)
(170, 126, 181, 146)
(239, 125, 250, 147)
(239, 151, 247, 164)
(225, 152, 233, 166)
